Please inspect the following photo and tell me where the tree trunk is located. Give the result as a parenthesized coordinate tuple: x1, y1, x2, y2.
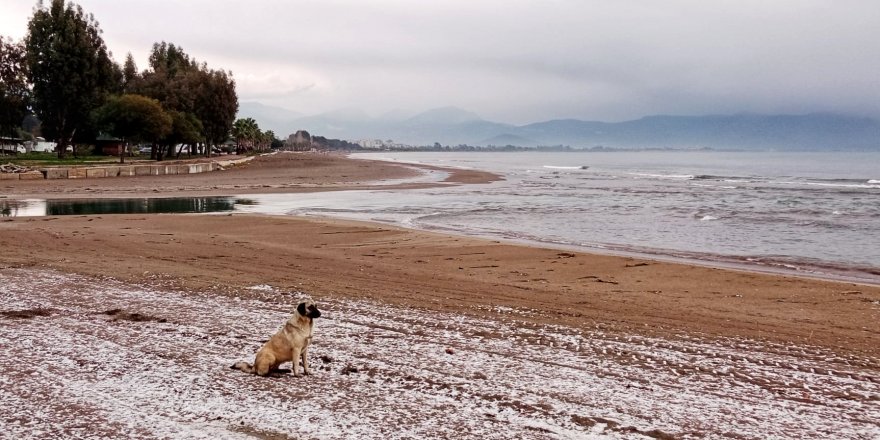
(56, 132, 67, 159)
(56, 139, 67, 159)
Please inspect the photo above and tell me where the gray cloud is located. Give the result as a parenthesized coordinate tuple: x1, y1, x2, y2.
(2, 0, 879, 123)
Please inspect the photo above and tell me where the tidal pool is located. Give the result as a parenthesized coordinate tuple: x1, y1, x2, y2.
(0, 197, 254, 217)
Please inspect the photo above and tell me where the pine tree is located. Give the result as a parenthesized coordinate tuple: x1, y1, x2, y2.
(0, 36, 30, 142)
(25, 0, 117, 157)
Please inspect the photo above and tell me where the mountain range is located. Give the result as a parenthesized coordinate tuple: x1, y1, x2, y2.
(239, 102, 880, 151)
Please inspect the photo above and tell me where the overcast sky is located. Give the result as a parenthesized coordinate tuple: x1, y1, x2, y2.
(2, 0, 879, 124)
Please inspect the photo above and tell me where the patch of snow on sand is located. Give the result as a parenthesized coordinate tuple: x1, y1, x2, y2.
(1, 268, 878, 439)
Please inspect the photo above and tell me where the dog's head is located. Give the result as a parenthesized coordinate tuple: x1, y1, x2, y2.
(296, 300, 321, 319)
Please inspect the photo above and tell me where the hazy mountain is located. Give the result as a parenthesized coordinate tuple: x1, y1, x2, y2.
(237, 102, 302, 134)
(316, 108, 373, 122)
(246, 104, 880, 150)
(281, 106, 511, 144)
(285, 108, 376, 138)
(481, 133, 538, 147)
(518, 119, 609, 145)
(377, 109, 418, 122)
(520, 114, 880, 150)
(402, 106, 482, 125)
(387, 108, 514, 145)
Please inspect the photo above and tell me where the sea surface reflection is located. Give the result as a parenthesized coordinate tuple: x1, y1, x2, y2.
(1, 197, 250, 217)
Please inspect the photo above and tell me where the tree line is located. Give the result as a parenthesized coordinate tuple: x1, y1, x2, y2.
(0, 0, 266, 160)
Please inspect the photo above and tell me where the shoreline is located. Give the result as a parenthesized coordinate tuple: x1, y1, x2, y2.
(1, 152, 878, 357)
(7, 194, 877, 287)
(519, 237, 880, 287)
(6, 151, 876, 286)
(351, 151, 880, 287)
(326, 210, 880, 288)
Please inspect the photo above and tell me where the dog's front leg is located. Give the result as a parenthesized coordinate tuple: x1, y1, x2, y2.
(301, 346, 310, 376)
(291, 346, 303, 377)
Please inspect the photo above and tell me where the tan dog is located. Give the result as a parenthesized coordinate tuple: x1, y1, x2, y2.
(232, 300, 321, 377)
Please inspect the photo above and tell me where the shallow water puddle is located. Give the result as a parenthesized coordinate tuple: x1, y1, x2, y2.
(0, 197, 249, 217)
(0, 268, 877, 439)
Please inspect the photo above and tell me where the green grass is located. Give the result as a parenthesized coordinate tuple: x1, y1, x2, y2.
(0, 151, 153, 167)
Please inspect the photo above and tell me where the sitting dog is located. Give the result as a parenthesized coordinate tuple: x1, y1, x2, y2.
(232, 300, 321, 377)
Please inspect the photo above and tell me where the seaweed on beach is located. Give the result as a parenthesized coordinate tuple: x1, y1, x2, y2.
(0, 308, 53, 319)
(101, 309, 168, 323)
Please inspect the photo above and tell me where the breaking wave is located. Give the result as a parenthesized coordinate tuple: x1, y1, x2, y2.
(543, 165, 588, 170)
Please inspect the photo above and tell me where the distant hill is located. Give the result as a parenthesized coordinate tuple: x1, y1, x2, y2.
(403, 106, 482, 125)
(519, 114, 880, 150)
(279, 106, 515, 145)
(237, 102, 302, 134)
(481, 133, 538, 147)
(240, 104, 880, 151)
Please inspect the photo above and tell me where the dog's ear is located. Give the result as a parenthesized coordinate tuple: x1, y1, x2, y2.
(297, 302, 307, 316)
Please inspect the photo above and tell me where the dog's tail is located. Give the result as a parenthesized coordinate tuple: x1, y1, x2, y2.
(230, 361, 255, 374)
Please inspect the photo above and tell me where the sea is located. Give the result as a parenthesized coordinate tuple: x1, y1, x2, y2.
(241, 150, 880, 285)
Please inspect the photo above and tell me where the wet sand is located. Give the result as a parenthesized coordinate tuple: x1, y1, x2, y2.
(1, 151, 878, 438)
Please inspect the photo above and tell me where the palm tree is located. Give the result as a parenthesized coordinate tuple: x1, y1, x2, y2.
(231, 117, 259, 153)
(264, 130, 276, 151)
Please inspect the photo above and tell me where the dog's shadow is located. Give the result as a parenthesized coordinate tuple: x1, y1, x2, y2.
(228, 366, 294, 378)
(265, 368, 292, 378)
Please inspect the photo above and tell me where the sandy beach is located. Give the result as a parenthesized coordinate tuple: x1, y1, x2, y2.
(1, 152, 878, 439)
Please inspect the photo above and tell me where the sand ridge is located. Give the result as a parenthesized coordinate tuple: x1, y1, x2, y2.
(0, 151, 502, 199)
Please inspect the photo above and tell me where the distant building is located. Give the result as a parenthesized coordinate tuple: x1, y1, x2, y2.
(31, 138, 59, 153)
(354, 139, 386, 149)
(352, 138, 418, 150)
(95, 134, 125, 156)
(0, 136, 60, 154)
(0, 137, 22, 154)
